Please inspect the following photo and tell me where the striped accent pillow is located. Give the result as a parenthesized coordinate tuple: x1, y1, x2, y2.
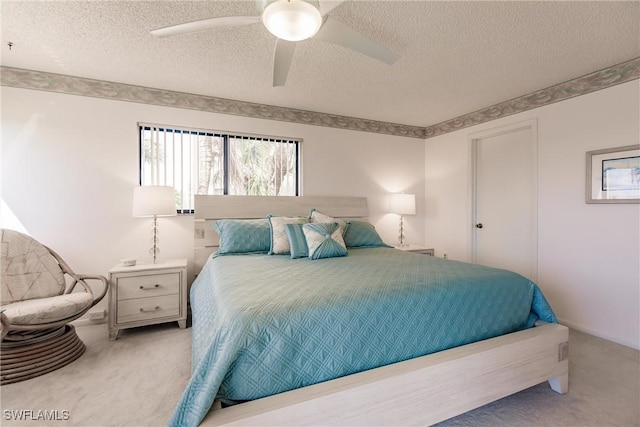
(284, 223, 309, 259)
(267, 215, 309, 255)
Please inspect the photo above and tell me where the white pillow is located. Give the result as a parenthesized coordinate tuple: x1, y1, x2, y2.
(310, 209, 347, 235)
(267, 215, 309, 254)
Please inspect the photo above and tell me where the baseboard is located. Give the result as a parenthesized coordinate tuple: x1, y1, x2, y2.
(559, 317, 639, 350)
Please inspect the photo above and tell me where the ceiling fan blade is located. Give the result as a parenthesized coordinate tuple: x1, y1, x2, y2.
(273, 39, 297, 87)
(315, 16, 400, 65)
(318, 0, 345, 16)
(151, 16, 260, 38)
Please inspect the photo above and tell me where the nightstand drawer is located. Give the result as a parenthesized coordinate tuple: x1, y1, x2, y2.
(116, 294, 180, 324)
(116, 273, 180, 301)
(393, 245, 435, 256)
(413, 249, 434, 256)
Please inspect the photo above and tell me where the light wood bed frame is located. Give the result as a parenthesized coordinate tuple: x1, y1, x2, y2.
(193, 195, 569, 426)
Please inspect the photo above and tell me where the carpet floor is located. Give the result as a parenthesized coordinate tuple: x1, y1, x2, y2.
(1, 323, 638, 426)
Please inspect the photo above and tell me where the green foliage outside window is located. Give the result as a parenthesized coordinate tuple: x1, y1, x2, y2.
(140, 124, 299, 212)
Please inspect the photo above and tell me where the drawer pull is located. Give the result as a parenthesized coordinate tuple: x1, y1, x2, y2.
(139, 306, 160, 313)
(139, 284, 160, 290)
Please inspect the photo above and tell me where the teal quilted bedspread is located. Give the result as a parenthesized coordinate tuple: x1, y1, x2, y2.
(169, 248, 556, 426)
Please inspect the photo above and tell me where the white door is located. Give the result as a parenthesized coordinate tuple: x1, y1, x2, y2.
(472, 121, 537, 281)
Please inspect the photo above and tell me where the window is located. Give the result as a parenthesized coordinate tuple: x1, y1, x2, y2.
(139, 123, 300, 213)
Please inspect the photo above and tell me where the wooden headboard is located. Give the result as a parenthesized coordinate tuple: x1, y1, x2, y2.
(193, 195, 369, 272)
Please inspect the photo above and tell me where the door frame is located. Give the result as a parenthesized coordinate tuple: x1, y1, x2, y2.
(469, 119, 539, 281)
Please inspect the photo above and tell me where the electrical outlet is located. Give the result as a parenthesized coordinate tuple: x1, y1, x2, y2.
(88, 309, 106, 320)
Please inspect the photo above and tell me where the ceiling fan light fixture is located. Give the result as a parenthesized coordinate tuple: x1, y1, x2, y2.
(262, 0, 322, 42)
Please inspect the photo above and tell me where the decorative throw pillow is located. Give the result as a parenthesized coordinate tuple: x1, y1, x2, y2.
(284, 223, 309, 259)
(309, 209, 348, 235)
(267, 215, 309, 255)
(302, 222, 348, 260)
(343, 220, 392, 248)
(213, 219, 271, 254)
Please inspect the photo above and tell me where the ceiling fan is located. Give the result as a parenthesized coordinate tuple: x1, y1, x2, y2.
(150, 0, 400, 87)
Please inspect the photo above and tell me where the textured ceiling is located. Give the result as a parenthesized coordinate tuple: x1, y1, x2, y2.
(1, 1, 638, 127)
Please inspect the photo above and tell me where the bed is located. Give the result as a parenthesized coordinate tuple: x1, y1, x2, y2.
(170, 195, 568, 426)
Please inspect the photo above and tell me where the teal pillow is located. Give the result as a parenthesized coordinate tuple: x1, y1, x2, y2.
(213, 219, 270, 254)
(344, 220, 392, 248)
(284, 223, 308, 259)
(302, 222, 348, 260)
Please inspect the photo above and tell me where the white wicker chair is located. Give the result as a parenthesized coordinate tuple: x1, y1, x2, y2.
(0, 229, 108, 384)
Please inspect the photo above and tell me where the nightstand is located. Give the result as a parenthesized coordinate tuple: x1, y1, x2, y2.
(393, 245, 435, 256)
(108, 259, 187, 340)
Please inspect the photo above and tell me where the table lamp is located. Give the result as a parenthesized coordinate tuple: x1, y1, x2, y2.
(133, 186, 176, 263)
(389, 193, 416, 246)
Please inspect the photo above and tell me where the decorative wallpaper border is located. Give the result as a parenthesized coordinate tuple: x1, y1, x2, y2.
(0, 67, 425, 139)
(1, 57, 638, 140)
(423, 57, 640, 139)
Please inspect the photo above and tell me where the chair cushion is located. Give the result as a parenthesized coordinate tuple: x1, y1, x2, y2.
(1, 229, 65, 305)
(1, 292, 94, 325)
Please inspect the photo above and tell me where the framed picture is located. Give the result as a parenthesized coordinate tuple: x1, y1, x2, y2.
(586, 144, 640, 204)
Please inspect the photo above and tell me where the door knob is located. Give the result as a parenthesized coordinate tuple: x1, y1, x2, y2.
(476, 223, 483, 229)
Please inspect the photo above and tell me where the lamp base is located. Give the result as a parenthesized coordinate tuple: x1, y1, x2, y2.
(397, 214, 408, 246)
(149, 216, 160, 264)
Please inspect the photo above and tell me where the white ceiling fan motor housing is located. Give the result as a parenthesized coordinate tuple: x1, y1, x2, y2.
(262, 0, 323, 42)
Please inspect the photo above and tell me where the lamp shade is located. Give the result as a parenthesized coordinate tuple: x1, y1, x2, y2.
(262, 0, 322, 42)
(132, 186, 176, 217)
(389, 193, 416, 215)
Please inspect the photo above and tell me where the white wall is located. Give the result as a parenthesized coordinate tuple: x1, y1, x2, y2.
(425, 80, 640, 349)
(1, 86, 425, 313)
(5, 81, 637, 349)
